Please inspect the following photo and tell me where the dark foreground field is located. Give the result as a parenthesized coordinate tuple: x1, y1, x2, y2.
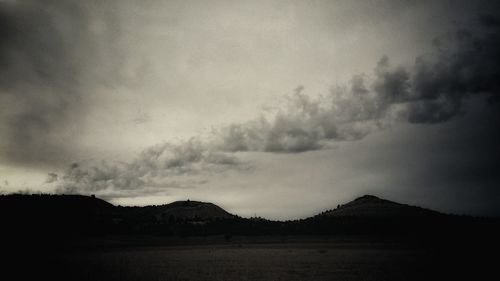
(6, 235, 498, 281)
(2, 195, 498, 280)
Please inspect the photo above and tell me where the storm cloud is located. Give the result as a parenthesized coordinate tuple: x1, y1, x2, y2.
(214, 20, 500, 153)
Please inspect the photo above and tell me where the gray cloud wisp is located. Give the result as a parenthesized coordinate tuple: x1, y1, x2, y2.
(56, 139, 243, 197)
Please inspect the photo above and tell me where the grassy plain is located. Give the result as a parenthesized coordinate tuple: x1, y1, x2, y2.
(19, 236, 485, 281)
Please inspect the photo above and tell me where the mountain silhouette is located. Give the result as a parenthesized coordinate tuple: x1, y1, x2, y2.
(321, 195, 440, 218)
(119, 200, 234, 223)
(2, 193, 498, 240)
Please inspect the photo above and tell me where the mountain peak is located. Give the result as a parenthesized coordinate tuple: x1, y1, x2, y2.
(167, 200, 212, 207)
(354, 195, 381, 201)
(140, 200, 234, 221)
(323, 195, 439, 218)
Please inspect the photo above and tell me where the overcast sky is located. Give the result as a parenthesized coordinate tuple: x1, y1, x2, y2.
(1, 0, 499, 219)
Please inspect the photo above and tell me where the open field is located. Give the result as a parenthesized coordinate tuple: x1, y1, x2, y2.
(9, 236, 496, 281)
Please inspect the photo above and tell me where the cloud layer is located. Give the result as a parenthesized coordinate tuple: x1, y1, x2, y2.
(2, 1, 497, 204)
(52, 16, 500, 199)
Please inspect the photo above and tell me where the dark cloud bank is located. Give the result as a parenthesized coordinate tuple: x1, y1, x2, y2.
(1, 1, 499, 212)
(216, 24, 500, 153)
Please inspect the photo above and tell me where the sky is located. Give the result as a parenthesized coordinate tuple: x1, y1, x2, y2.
(1, 0, 499, 220)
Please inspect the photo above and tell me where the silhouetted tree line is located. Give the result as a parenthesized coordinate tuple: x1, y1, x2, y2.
(1, 194, 500, 245)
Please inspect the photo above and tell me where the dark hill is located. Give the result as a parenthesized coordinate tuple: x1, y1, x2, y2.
(0, 194, 116, 237)
(153, 200, 233, 220)
(0, 193, 114, 213)
(304, 195, 499, 237)
(119, 200, 234, 223)
(321, 195, 440, 218)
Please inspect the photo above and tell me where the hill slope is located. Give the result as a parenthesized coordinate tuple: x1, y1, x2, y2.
(0, 194, 117, 237)
(321, 195, 441, 218)
(120, 200, 234, 223)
